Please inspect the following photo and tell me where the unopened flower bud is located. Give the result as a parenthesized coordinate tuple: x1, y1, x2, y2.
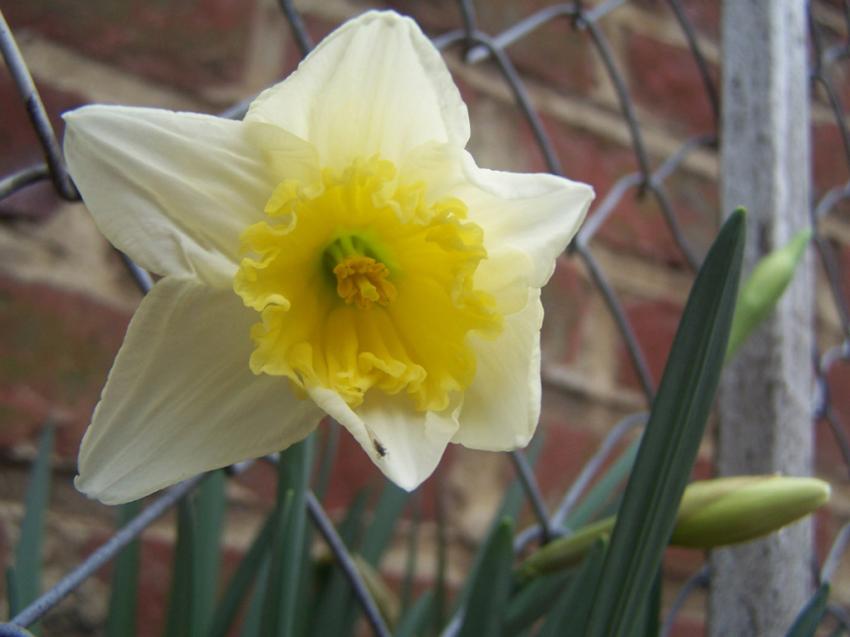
(518, 474, 829, 580)
(726, 228, 812, 359)
(671, 474, 830, 549)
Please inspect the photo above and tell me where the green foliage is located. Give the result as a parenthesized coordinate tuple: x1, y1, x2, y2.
(586, 209, 745, 637)
(536, 539, 607, 637)
(192, 470, 226, 636)
(106, 500, 142, 637)
(7, 423, 54, 634)
(457, 518, 515, 637)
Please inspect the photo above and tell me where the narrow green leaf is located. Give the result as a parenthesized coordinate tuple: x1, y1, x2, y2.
(537, 539, 607, 637)
(457, 518, 515, 637)
(13, 422, 55, 621)
(632, 570, 661, 637)
(786, 582, 830, 637)
(260, 437, 314, 637)
(241, 558, 271, 637)
(259, 490, 295, 637)
(6, 567, 20, 618)
(503, 572, 572, 635)
(586, 209, 746, 637)
(281, 439, 313, 636)
(106, 500, 143, 637)
(192, 470, 226, 637)
(395, 591, 434, 637)
(206, 512, 276, 637)
(726, 227, 812, 360)
(362, 481, 409, 567)
(164, 499, 196, 637)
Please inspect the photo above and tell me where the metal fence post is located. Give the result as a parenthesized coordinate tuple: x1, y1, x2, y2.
(710, 2, 814, 635)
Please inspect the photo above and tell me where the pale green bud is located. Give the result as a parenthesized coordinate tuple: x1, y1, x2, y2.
(726, 228, 812, 359)
(518, 517, 615, 580)
(670, 474, 830, 549)
(518, 475, 829, 580)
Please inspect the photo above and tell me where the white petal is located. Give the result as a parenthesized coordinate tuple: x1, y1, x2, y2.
(397, 142, 590, 292)
(245, 11, 469, 170)
(63, 105, 282, 287)
(462, 160, 594, 288)
(308, 386, 459, 490)
(76, 278, 323, 504)
(453, 289, 543, 451)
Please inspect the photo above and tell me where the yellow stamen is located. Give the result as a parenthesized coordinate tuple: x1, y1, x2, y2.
(333, 255, 397, 309)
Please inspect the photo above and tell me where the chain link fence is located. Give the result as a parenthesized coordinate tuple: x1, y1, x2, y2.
(0, 0, 848, 633)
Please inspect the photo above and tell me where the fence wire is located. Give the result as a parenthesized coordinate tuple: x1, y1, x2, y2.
(0, 0, 847, 634)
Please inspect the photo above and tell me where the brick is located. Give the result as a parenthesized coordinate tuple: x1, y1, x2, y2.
(631, 0, 720, 39)
(618, 297, 684, 390)
(389, 1, 597, 96)
(542, 256, 595, 366)
(533, 419, 599, 499)
(598, 172, 717, 269)
(813, 122, 850, 196)
(477, 4, 596, 97)
(664, 545, 705, 580)
(623, 30, 718, 136)
(540, 115, 636, 189)
(0, 276, 130, 459)
(4, 0, 257, 101)
(539, 116, 717, 267)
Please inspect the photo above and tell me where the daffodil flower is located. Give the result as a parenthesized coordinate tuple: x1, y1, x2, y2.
(64, 10, 593, 504)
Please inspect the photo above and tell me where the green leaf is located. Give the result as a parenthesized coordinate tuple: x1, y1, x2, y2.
(6, 567, 20, 619)
(260, 435, 313, 637)
(192, 470, 226, 637)
(395, 591, 434, 637)
(586, 209, 746, 637)
(503, 572, 572, 635)
(362, 481, 409, 567)
(206, 512, 276, 637)
(241, 558, 271, 637)
(726, 227, 811, 360)
(12, 422, 55, 621)
(632, 570, 661, 637)
(106, 500, 143, 637)
(537, 539, 607, 637)
(457, 518, 515, 637)
(164, 499, 196, 637)
(786, 582, 830, 637)
(259, 490, 295, 637)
